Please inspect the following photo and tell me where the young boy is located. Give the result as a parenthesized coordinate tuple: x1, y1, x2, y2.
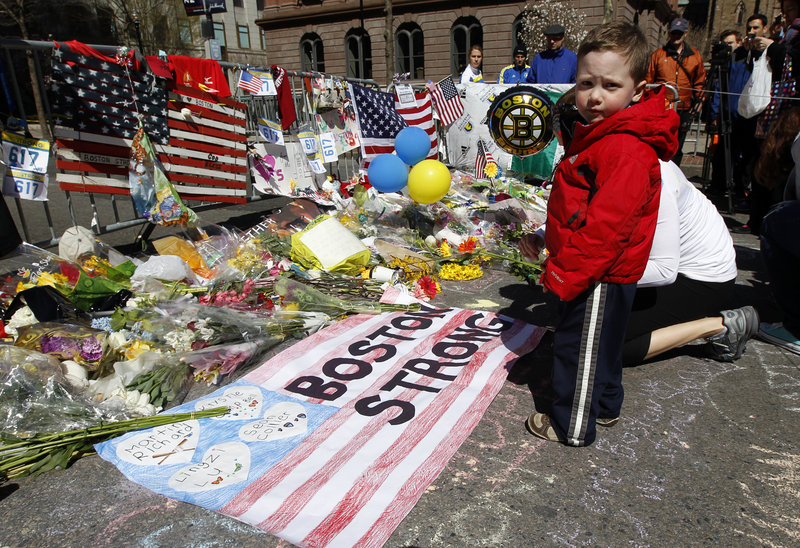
(522, 22, 680, 446)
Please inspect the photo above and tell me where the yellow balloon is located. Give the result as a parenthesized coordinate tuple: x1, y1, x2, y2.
(407, 160, 451, 204)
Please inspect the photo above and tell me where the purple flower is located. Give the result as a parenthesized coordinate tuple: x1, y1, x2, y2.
(40, 335, 80, 357)
(80, 336, 104, 362)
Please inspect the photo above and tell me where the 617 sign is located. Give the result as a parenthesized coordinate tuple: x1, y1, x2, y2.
(2, 131, 50, 201)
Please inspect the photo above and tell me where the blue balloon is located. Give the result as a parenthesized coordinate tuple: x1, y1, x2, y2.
(367, 153, 408, 193)
(395, 126, 430, 166)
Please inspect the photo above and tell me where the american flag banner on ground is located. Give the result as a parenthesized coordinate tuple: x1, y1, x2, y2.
(348, 83, 408, 171)
(474, 139, 496, 178)
(428, 76, 464, 126)
(50, 44, 248, 204)
(96, 304, 545, 548)
(394, 91, 438, 161)
(237, 69, 265, 95)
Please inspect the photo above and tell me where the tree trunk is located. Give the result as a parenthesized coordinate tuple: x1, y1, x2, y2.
(384, 0, 393, 86)
(603, 0, 614, 24)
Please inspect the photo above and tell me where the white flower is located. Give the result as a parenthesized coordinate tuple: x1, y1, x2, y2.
(88, 374, 127, 402)
(113, 351, 161, 385)
(87, 374, 160, 415)
(6, 306, 37, 337)
(126, 295, 148, 308)
(106, 331, 129, 352)
(62, 360, 89, 389)
(164, 328, 195, 352)
(192, 319, 215, 341)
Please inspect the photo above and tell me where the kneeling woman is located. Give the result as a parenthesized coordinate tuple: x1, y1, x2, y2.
(623, 160, 758, 365)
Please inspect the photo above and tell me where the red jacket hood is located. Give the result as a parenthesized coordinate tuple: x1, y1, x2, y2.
(570, 86, 680, 163)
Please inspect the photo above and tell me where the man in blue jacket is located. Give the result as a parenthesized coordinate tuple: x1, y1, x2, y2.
(497, 45, 531, 83)
(526, 24, 577, 84)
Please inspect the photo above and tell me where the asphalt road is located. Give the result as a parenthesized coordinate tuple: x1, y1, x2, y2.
(0, 197, 798, 547)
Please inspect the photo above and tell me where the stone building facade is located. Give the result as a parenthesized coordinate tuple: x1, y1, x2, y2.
(254, 0, 679, 85)
(703, 0, 781, 45)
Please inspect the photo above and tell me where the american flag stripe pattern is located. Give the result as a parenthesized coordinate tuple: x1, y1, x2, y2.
(237, 69, 264, 94)
(348, 83, 408, 172)
(51, 44, 249, 204)
(474, 139, 495, 178)
(214, 306, 545, 547)
(429, 76, 464, 127)
(394, 91, 438, 161)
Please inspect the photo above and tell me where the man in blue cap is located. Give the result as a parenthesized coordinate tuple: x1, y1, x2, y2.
(526, 24, 577, 83)
(646, 17, 706, 165)
(498, 45, 531, 83)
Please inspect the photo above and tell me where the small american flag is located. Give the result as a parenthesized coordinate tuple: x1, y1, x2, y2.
(237, 69, 265, 95)
(349, 83, 408, 172)
(475, 139, 495, 178)
(428, 76, 464, 126)
(394, 91, 438, 162)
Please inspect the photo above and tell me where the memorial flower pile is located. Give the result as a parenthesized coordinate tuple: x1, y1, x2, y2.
(0, 165, 548, 480)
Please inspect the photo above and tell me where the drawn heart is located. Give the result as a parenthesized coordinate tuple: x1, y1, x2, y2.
(168, 441, 250, 493)
(115, 419, 200, 466)
(195, 385, 263, 420)
(238, 402, 308, 442)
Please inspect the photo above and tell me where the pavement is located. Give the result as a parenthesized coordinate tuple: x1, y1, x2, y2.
(1, 147, 799, 547)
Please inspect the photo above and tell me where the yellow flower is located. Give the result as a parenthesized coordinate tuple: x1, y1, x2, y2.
(439, 241, 452, 257)
(387, 256, 432, 282)
(438, 262, 483, 280)
(35, 271, 69, 288)
(124, 340, 154, 360)
(484, 162, 498, 179)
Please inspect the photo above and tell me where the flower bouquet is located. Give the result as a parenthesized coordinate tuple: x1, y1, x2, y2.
(0, 406, 228, 482)
(181, 336, 281, 385)
(275, 277, 419, 317)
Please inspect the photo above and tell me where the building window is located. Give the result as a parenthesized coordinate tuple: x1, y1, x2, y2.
(396, 23, 424, 79)
(260, 28, 267, 50)
(345, 29, 372, 80)
(238, 24, 250, 49)
(451, 17, 482, 77)
(257, 0, 265, 9)
(213, 21, 226, 47)
(735, 0, 745, 24)
(300, 33, 325, 73)
(233, 0, 243, 7)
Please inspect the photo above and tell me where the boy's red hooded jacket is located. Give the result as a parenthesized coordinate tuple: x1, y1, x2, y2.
(542, 87, 680, 301)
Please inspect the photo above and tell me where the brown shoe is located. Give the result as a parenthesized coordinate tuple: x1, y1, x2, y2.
(525, 413, 562, 442)
(596, 416, 620, 428)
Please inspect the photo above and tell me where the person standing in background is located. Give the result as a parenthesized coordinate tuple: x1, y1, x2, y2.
(647, 18, 706, 165)
(498, 45, 531, 84)
(460, 45, 484, 83)
(526, 24, 577, 84)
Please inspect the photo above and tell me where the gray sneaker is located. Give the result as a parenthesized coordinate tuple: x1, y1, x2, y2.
(707, 306, 760, 361)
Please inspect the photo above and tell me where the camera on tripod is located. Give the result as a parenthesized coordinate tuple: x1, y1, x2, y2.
(710, 41, 732, 68)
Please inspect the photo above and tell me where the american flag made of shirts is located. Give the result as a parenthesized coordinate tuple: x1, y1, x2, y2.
(348, 83, 408, 171)
(474, 138, 496, 178)
(50, 44, 248, 204)
(237, 69, 265, 95)
(394, 91, 438, 162)
(428, 76, 464, 126)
